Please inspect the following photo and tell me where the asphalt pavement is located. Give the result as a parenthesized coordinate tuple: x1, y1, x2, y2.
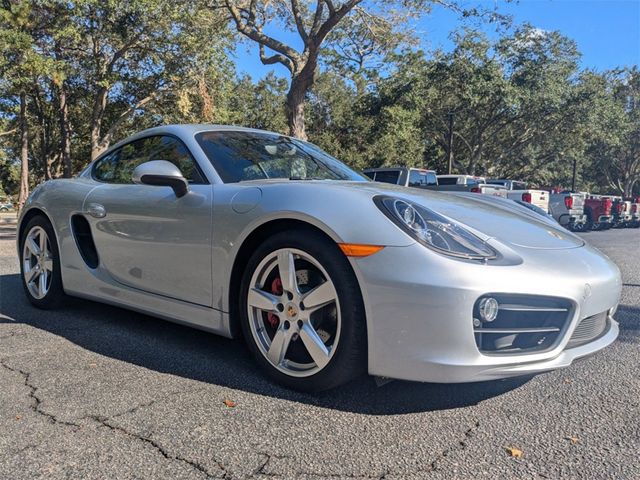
(0, 225, 638, 479)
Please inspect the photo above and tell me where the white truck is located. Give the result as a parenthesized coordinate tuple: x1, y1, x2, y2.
(486, 179, 549, 212)
(435, 175, 508, 197)
(362, 169, 508, 197)
(363, 167, 438, 189)
(548, 191, 588, 231)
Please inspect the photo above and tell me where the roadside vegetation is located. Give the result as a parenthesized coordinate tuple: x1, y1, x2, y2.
(0, 0, 638, 208)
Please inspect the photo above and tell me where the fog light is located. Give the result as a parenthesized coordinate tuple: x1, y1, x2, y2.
(479, 297, 499, 322)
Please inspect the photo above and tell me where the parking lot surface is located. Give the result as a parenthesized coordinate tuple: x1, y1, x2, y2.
(0, 226, 638, 479)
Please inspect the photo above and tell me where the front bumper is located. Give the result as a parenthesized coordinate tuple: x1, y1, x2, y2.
(560, 213, 586, 227)
(612, 214, 632, 226)
(352, 242, 621, 383)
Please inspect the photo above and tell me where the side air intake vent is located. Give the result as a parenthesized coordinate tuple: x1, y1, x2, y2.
(71, 215, 99, 269)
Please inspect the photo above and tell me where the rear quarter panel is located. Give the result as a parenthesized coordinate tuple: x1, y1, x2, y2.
(19, 178, 100, 289)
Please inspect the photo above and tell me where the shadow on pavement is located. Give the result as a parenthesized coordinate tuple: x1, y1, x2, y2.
(0, 272, 538, 415)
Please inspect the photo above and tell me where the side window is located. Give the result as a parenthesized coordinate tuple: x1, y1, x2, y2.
(93, 149, 122, 183)
(93, 136, 204, 184)
(374, 171, 400, 184)
(408, 170, 437, 188)
(146, 136, 204, 183)
(437, 177, 457, 185)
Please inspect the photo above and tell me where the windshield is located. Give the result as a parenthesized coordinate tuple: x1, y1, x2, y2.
(196, 130, 368, 183)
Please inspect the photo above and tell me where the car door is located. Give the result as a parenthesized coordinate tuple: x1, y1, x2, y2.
(84, 135, 213, 307)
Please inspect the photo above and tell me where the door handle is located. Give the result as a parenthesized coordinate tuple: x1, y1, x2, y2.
(87, 203, 106, 218)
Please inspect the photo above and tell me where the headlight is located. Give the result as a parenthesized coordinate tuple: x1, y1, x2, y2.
(374, 196, 497, 260)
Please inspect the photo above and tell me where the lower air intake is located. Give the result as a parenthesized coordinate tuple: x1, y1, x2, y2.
(566, 312, 609, 349)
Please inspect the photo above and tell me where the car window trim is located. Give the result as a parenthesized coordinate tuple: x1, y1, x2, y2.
(91, 133, 210, 185)
(193, 130, 368, 184)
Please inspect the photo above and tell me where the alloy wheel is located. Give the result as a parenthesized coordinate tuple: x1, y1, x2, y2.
(247, 248, 341, 377)
(22, 226, 53, 300)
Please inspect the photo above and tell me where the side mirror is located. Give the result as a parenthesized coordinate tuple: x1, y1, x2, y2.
(132, 160, 189, 198)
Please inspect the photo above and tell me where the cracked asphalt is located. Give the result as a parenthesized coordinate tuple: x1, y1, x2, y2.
(0, 222, 638, 479)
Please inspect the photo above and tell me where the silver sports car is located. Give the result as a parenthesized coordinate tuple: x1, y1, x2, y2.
(18, 125, 621, 391)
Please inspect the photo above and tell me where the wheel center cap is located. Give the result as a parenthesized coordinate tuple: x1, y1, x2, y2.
(286, 304, 298, 319)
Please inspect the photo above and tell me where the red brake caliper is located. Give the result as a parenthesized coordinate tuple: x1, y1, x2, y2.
(267, 277, 283, 328)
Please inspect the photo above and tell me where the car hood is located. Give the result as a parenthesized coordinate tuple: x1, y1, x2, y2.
(293, 180, 585, 250)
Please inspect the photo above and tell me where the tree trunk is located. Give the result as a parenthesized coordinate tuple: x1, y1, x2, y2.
(40, 115, 52, 181)
(91, 87, 108, 160)
(624, 178, 638, 198)
(286, 80, 308, 140)
(285, 61, 316, 140)
(59, 82, 72, 177)
(18, 93, 29, 211)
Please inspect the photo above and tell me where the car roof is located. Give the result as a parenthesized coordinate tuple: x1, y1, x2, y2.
(363, 167, 436, 173)
(437, 174, 475, 179)
(106, 124, 287, 153)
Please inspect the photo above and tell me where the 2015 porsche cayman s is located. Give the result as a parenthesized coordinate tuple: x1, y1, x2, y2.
(18, 125, 621, 391)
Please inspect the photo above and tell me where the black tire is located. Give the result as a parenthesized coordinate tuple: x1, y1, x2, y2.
(584, 211, 594, 231)
(568, 222, 582, 232)
(239, 229, 367, 392)
(19, 215, 66, 309)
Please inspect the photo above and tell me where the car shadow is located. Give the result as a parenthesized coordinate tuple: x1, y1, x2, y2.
(0, 272, 537, 415)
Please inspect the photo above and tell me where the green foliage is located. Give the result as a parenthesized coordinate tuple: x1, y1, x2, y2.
(0, 2, 637, 198)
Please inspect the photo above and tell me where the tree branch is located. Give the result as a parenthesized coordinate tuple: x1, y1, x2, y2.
(225, 0, 301, 66)
(316, 0, 362, 44)
(0, 128, 17, 137)
(259, 44, 294, 72)
(311, 0, 326, 36)
(290, 0, 309, 44)
(99, 93, 160, 148)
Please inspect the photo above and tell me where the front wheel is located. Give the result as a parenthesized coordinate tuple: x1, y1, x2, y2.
(19, 216, 66, 309)
(239, 230, 367, 391)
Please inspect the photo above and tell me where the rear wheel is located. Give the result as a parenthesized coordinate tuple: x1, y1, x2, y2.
(19, 216, 66, 309)
(239, 230, 366, 391)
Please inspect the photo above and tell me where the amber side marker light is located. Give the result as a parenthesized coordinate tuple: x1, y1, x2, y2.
(338, 243, 385, 257)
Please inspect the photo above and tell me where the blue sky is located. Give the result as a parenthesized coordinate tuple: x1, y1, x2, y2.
(233, 0, 640, 80)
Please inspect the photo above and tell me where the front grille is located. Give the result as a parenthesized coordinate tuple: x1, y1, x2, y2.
(474, 294, 573, 354)
(566, 312, 608, 349)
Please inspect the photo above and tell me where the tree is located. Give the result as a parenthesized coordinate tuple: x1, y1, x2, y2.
(584, 68, 640, 197)
(218, 0, 441, 139)
(230, 73, 289, 132)
(0, 1, 59, 208)
(360, 26, 590, 186)
(54, 0, 228, 160)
